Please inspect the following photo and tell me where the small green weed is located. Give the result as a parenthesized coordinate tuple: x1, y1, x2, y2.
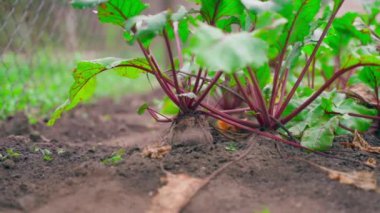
(257, 208, 270, 213)
(6, 148, 22, 159)
(101, 148, 126, 166)
(225, 142, 238, 152)
(41, 149, 53, 161)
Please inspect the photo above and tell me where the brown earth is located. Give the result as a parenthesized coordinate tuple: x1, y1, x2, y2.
(0, 92, 380, 213)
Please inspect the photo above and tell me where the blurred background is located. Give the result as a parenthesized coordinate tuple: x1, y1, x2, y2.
(0, 0, 373, 122)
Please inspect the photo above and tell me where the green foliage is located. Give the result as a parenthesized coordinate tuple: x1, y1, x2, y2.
(358, 67, 380, 91)
(137, 103, 149, 115)
(6, 148, 22, 159)
(225, 142, 238, 152)
(199, 0, 244, 24)
(0, 51, 152, 122)
(285, 91, 377, 151)
(41, 149, 53, 162)
(47, 0, 380, 153)
(301, 116, 339, 151)
(284, 0, 321, 44)
(101, 148, 126, 166)
(97, 0, 148, 26)
(189, 23, 268, 73)
(241, 0, 278, 14)
(48, 58, 150, 125)
(125, 11, 170, 46)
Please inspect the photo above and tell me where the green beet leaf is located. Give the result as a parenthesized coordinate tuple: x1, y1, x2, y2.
(165, 6, 191, 42)
(326, 12, 371, 52)
(97, 0, 148, 26)
(241, 0, 289, 15)
(199, 0, 244, 24)
(241, 0, 276, 14)
(285, 0, 321, 44)
(334, 98, 377, 133)
(189, 23, 268, 73)
(341, 55, 380, 69)
(301, 116, 340, 151)
(48, 58, 150, 126)
(137, 103, 149, 115)
(171, 5, 188, 22)
(358, 66, 380, 90)
(125, 11, 169, 46)
(252, 12, 288, 59)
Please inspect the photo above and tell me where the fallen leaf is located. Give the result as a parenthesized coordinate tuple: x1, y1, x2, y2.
(300, 158, 378, 192)
(327, 170, 377, 191)
(365, 158, 377, 168)
(148, 173, 206, 213)
(352, 130, 380, 154)
(142, 144, 172, 159)
(346, 84, 378, 107)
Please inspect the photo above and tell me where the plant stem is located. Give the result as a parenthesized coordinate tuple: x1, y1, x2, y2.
(277, 68, 289, 112)
(233, 74, 263, 125)
(193, 68, 203, 94)
(137, 41, 181, 107)
(192, 71, 223, 109)
(163, 77, 260, 128)
(147, 108, 173, 122)
(327, 111, 380, 120)
(173, 21, 184, 68)
(163, 30, 181, 96)
(222, 107, 251, 114)
(188, 68, 203, 107)
(174, 69, 245, 101)
(269, 2, 305, 115)
(196, 70, 208, 94)
(247, 67, 271, 127)
(275, 1, 344, 119)
(281, 63, 380, 124)
(210, 0, 222, 25)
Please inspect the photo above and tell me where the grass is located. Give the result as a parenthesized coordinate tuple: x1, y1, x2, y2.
(0, 50, 154, 122)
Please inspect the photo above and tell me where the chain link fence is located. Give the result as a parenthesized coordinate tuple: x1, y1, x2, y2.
(0, 0, 180, 121)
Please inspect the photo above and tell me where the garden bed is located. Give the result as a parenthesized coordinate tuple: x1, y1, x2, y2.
(1, 93, 379, 213)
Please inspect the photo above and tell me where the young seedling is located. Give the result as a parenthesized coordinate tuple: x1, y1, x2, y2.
(101, 148, 126, 166)
(225, 142, 238, 152)
(0, 154, 5, 161)
(41, 149, 53, 162)
(6, 148, 22, 159)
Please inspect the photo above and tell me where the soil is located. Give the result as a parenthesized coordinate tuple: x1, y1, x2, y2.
(1, 92, 380, 213)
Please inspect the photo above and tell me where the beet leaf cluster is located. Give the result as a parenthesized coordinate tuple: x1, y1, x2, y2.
(49, 0, 380, 151)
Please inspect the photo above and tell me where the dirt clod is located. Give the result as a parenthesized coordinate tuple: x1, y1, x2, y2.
(2, 159, 16, 169)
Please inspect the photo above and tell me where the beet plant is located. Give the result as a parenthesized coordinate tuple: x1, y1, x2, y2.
(49, 0, 380, 151)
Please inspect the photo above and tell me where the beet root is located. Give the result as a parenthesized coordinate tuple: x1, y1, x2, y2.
(167, 113, 213, 146)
